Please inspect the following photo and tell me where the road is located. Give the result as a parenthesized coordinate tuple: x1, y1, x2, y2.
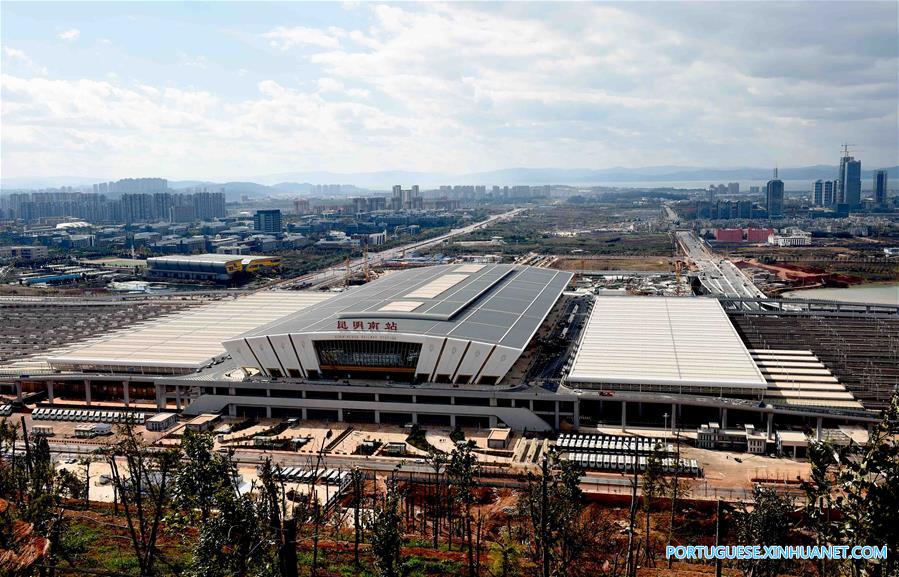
(676, 230, 765, 299)
(272, 207, 525, 289)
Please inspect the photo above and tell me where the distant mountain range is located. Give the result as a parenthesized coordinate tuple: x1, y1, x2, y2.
(3, 165, 896, 196)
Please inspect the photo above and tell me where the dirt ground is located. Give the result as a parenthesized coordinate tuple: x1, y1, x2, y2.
(552, 256, 676, 272)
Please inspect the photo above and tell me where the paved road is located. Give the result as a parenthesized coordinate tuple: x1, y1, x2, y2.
(676, 230, 765, 300)
(272, 208, 525, 289)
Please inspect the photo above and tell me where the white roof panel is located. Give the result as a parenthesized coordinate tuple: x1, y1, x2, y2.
(567, 297, 767, 389)
(47, 291, 333, 372)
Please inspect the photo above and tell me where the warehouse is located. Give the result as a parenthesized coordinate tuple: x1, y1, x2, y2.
(146, 253, 281, 282)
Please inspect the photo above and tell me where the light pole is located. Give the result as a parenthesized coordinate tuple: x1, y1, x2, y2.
(663, 412, 669, 432)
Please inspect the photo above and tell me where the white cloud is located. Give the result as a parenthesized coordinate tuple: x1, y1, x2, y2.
(179, 53, 208, 69)
(59, 28, 80, 41)
(2, 46, 47, 76)
(263, 26, 342, 50)
(3, 46, 33, 66)
(1, 2, 896, 179)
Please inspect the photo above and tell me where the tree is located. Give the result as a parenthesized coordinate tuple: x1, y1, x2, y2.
(350, 467, 366, 567)
(802, 390, 899, 577)
(0, 418, 87, 577)
(641, 442, 669, 566)
(103, 424, 182, 577)
(489, 527, 522, 577)
(368, 475, 405, 577)
(424, 448, 447, 549)
(734, 486, 794, 577)
(449, 440, 480, 577)
(667, 430, 689, 569)
(171, 431, 236, 524)
(518, 450, 597, 577)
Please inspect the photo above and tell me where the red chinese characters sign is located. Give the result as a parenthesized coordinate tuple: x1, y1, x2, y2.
(337, 320, 398, 331)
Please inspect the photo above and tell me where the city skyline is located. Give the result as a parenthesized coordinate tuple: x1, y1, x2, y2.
(2, 1, 897, 181)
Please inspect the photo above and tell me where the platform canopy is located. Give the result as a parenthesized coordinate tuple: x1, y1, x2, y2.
(47, 291, 333, 374)
(567, 296, 767, 390)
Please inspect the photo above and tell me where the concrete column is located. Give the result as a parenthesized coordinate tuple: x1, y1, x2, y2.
(411, 413, 418, 425)
(175, 386, 182, 411)
(621, 401, 627, 432)
(554, 401, 560, 430)
(816, 417, 823, 441)
(337, 408, 344, 422)
(671, 402, 677, 431)
(374, 411, 381, 424)
(766, 413, 773, 438)
(301, 408, 308, 420)
(721, 408, 728, 429)
(47, 382, 54, 404)
(450, 414, 457, 427)
(229, 387, 236, 396)
(15, 382, 22, 403)
(155, 384, 165, 411)
(123, 382, 130, 407)
(489, 415, 498, 428)
(573, 399, 581, 428)
(229, 404, 237, 417)
(84, 380, 91, 406)
(266, 406, 272, 419)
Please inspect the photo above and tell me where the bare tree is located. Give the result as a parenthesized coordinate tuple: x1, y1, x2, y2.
(103, 423, 181, 577)
(350, 467, 366, 567)
(424, 448, 447, 549)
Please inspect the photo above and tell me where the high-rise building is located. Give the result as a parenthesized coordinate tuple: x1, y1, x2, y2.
(874, 170, 888, 206)
(824, 180, 835, 206)
(813, 180, 824, 206)
(727, 182, 740, 195)
(193, 190, 226, 220)
(254, 209, 282, 234)
(391, 185, 422, 210)
(766, 170, 784, 218)
(707, 185, 716, 204)
(838, 147, 861, 208)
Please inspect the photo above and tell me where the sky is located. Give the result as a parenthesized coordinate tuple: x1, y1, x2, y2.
(1, 1, 897, 181)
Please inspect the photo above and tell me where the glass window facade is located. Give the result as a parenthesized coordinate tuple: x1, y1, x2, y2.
(314, 339, 422, 374)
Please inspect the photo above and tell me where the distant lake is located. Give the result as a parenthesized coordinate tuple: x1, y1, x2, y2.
(782, 283, 899, 306)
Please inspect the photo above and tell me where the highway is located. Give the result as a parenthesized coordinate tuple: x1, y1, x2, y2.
(676, 230, 765, 300)
(272, 207, 525, 289)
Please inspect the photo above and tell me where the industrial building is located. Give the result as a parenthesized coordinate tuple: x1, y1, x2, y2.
(146, 253, 281, 282)
(0, 264, 894, 437)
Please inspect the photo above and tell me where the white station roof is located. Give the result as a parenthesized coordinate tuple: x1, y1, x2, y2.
(567, 297, 767, 389)
(47, 291, 333, 373)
